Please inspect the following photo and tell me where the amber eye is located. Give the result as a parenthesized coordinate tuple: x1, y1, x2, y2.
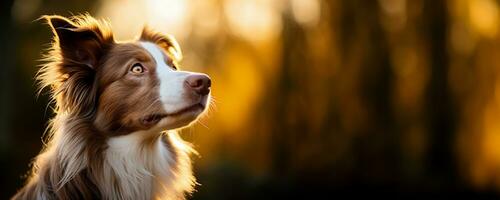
(130, 63, 144, 74)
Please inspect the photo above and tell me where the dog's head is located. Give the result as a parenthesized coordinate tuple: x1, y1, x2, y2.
(40, 15, 210, 135)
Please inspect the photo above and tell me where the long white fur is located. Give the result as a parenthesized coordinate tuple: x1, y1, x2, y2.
(105, 130, 193, 200)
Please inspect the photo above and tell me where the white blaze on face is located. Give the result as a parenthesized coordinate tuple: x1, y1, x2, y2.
(140, 42, 191, 113)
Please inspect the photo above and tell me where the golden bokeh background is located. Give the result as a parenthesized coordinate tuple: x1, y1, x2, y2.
(2, 0, 500, 198)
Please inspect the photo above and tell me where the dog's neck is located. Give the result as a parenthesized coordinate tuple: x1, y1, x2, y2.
(21, 113, 195, 199)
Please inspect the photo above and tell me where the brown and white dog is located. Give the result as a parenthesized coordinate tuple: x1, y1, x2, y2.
(12, 15, 211, 200)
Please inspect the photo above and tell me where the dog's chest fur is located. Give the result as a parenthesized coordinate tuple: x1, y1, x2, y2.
(101, 130, 194, 200)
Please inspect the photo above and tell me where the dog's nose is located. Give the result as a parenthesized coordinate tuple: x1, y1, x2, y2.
(185, 74, 211, 95)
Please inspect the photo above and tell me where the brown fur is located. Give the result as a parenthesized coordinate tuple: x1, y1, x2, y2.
(13, 15, 199, 200)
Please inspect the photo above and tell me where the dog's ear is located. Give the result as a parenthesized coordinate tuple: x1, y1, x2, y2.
(140, 27, 183, 61)
(40, 15, 113, 117)
(44, 15, 112, 68)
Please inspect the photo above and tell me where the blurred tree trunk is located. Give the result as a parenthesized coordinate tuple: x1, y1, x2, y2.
(421, 0, 458, 185)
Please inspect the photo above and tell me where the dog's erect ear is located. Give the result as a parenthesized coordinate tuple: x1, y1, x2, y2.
(40, 15, 113, 117)
(140, 27, 183, 61)
(44, 15, 111, 68)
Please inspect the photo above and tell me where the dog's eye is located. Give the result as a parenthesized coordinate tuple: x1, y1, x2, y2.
(130, 63, 144, 74)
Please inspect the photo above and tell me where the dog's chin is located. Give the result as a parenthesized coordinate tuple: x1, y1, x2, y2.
(158, 105, 205, 130)
(142, 103, 206, 132)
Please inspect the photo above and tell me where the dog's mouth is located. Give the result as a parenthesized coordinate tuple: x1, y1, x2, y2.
(141, 103, 206, 126)
(142, 113, 168, 126)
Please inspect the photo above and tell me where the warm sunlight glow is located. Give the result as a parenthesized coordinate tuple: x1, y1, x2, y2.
(191, 0, 221, 38)
(146, 0, 190, 38)
(214, 47, 263, 132)
(98, 0, 147, 40)
(98, 0, 190, 41)
(291, 0, 321, 27)
(224, 0, 282, 43)
(469, 0, 499, 38)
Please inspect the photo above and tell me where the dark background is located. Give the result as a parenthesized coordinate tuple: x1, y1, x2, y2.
(2, 0, 500, 199)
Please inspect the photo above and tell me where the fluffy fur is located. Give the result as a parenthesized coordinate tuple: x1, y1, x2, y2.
(13, 14, 211, 200)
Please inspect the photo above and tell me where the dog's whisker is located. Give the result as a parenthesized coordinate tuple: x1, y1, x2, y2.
(197, 120, 210, 130)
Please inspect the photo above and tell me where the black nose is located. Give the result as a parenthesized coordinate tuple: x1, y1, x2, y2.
(184, 74, 211, 95)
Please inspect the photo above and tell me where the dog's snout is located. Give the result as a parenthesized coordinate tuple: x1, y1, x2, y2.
(185, 74, 211, 95)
